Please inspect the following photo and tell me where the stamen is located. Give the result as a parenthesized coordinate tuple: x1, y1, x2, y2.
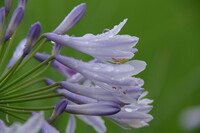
(112, 58, 129, 64)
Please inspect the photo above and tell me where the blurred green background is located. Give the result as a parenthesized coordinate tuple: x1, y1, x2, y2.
(1, 0, 200, 133)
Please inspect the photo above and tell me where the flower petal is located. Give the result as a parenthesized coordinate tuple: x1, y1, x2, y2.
(65, 102, 120, 116)
(66, 115, 76, 133)
(77, 115, 106, 133)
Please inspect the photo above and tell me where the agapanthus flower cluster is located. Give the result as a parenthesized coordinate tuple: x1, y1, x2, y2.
(0, 0, 153, 133)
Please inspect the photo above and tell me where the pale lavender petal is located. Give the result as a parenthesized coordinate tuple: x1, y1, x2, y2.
(5, 112, 44, 133)
(77, 115, 106, 133)
(53, 3, 86, 34)
(66, 115, 76, 133)
(3, 7, 24, 41)
(180, 106, 200, 131)
(52, 43, 62, 55)
(65, 102, 120, 116)
(18, 0, 27, 8)
(7, 39, 26, 68)
(126, 60, 146, 75)
(35, 53, 77, 78)
(55, 55, 140, 86)
(0, 119, 7, 132)
(56, 89, 97, 104)
(46, 19, 139, 62)
(61, 81, 143, 104)
(41, 121, 59, 133)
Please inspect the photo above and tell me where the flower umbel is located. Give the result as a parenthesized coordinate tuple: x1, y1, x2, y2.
(0, 1, 153, 133)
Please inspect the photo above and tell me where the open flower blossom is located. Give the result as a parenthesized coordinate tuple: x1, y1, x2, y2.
(45, 19, 139, 63)
(36, 15, 153, 131)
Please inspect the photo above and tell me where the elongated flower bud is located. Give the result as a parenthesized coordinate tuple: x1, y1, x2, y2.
(53, 3, 86, 34)
(48, 100, 68, 123)
(4, 0, 12, 14)
(0, 8, 5, 32)
(24, 22, 41, 55)
(18, 0, 28, 8)
(3, 7, 24, 41)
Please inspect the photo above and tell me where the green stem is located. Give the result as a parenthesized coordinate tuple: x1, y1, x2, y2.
(1, 56, 54, 91)
(0, 33, 16, 70)
(0, 105, 54, 111)
(0, 106, 31, 114)
(0, 83, 59, 100)
(0, 110, 26, 121)
(1, 78, 45, 96)
(15, 37, 47, 73)
(0, 93, 63, 104)
(0, 56, 24, 89)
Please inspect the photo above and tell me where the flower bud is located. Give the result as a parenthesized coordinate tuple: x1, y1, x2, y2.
(48, 99, 68, 123)
(4, 0, 12, 14)
(0, 7, 5, 32)
(18, 0, 28, 8)
(3, 7, 24, 41)
(53, 3, 86, 34)
(23, 22, 41, 55)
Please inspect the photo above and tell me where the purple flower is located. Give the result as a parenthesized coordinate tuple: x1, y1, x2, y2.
(18, 0, 28, 8)
(66, 115, 76, 133)
(53, 3, 86, 35)
(3, 7, 24, 41)
(0, 7, 5, 32)
(4, 0, 12, 14)
(7, 39, 26, 68)
(45, 19, 138, 63)
(24, 22, 42, 55)
(35, 53, 77, 79)
(0, 112, 44, 133)
(55, 55, 146, 86)
(48, 100, 68, 123)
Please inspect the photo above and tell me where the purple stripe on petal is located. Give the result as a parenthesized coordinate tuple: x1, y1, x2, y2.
(66, 115, 76, 133)
(65, 102, 120, 116)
